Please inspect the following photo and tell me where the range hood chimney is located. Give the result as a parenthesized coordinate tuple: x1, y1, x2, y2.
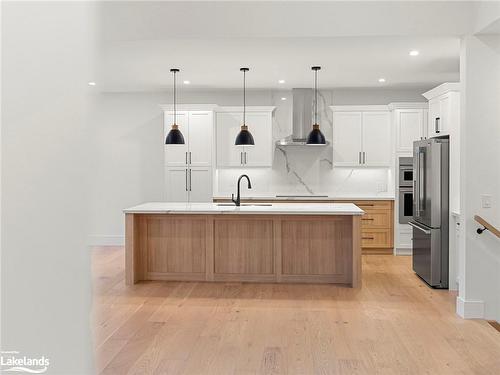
(276, 88, 329, 146)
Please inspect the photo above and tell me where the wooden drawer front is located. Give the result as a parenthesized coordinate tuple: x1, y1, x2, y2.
(352, 200, 392, 211)
(361, 210, 391, 229)
(361, 229, 392, 248)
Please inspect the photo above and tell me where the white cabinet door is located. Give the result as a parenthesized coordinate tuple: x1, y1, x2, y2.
(188, 167, 213, 202)
(243, 112, 273, 167)
(395, 109, 425, 153)
(437, 94, 451, 136)
(188, 111, 213, 167)
(164, 111, 189, 167)
(428, 99, 440, 138)
(332, 112, 362, 166)
(216, 112, 245, 167)
(165, 167, 189, 202)
(362, 111, 391, 166)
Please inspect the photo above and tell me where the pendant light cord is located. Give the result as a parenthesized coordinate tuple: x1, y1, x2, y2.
(173, 70, 176, 125)
(243, 69, 246, 126)
(314, 69, 318, 125)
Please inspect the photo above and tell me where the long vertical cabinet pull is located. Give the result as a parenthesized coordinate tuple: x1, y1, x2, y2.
(185, 152, 188, 164)
(189, 169, 192, 191)
(189, 152, 192, 164)
(359, 152, 362, 165)
(185, 169, 188, 191)
(240, 152, 243, 165)
(244, 152, 247, 165)
(363, 152, 366, 164)
(435, 117, 440, 134)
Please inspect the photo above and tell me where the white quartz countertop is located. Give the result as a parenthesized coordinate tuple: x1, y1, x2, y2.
(124, 202, 365, 215)
(213, 194, 395, 201)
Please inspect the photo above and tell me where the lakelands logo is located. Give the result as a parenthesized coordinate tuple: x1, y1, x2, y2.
(1, 351, 50, 373)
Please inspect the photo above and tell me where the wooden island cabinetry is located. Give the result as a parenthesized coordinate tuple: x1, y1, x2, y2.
(124, 203, 364, 287)
(213, 198, 394, 254)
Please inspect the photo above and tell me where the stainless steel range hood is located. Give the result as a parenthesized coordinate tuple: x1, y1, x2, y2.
(276, 88, 329, 146)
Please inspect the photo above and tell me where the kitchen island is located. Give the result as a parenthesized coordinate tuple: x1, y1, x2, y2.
(124, 202, 364, 287)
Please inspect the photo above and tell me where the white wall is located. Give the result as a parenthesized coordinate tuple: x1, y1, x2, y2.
(2, 2, 95, 373)
(89, 87, 425, 242)
(457, 34, 500, 320)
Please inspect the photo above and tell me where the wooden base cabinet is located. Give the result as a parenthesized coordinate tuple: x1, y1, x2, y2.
(125, 213, 362, 287)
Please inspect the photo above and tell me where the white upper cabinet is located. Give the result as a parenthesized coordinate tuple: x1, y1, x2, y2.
(216, 107, 275, 168)
(164, 110, 213, 167)
(187, 111, 213, 167)
(362, 111, 391, 166)
(331, 106, 391, 167)
(390, 104, 428, 153)
(332, 112, 362, 166)
(423, 83, 460, 138)
(164, 111, 189, 167)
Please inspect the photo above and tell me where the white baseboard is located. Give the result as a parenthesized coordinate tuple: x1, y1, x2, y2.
(88, 235, 124, 247)
(456, 296, 484, 319)
(394, 248, 412, 256)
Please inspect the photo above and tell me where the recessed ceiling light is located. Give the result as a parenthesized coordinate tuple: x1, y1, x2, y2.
(378, 78, 386, 83)
(278, 79, 285, 84)
(281, 97, 287, 101)
(409, 50, 419, 56)
(183, 80, 190, 85)
(88, 81, 96, 86)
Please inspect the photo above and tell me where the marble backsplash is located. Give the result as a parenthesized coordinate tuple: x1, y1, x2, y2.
(215, 90, 394, 198)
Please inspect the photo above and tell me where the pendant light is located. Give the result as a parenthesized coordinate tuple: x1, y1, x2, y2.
(306, 66, 326, 145)
(235, 67, 255, 146)
(165, 68, 185, 145)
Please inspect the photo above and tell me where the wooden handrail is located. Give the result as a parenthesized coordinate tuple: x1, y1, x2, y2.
(474, 215, 500, 238)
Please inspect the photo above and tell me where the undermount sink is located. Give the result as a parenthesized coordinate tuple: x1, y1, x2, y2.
(217, 203, 273, 207)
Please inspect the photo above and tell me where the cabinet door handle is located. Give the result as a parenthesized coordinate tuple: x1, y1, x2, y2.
(189, 152, 192, 164)
(359, 151, 361, 164)
(189, 169, 192, 191)
(363, 152, 366, 164)
(362, 218, 374, 221)
(435, 117, 440, 133)
(240, 152, 243, 165)
(185, 152, 188, 165)
(244, 152, 247, 165)
(185, 169, 188, 191)
(362, 236, 375, 240)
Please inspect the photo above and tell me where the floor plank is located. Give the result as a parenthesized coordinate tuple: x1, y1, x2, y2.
(92, 247, 500, 375)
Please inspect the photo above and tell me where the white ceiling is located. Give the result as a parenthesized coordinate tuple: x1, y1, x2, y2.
(95, 1, 486, 91)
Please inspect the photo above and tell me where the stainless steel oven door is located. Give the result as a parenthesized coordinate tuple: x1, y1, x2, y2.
(399, 187, 413, 224)
(399, 167, 413, 187)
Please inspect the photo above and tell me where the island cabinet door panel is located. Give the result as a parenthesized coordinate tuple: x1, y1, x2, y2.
(214, 218, 274, 278)
(145, 216, 206, 275)
(280, 218, 351, 281)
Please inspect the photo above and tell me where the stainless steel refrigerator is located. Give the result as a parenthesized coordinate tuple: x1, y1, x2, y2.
(410, 137, 449, 288)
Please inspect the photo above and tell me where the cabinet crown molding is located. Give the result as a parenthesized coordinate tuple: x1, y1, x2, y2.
(422, 82, 461, 100)
(387, 102, 428, 110)
(330, 105, 389, 112)
(215, 106, 276, 113)
(159, 104, 218, 111)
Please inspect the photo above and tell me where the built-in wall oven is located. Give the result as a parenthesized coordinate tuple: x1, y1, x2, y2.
(398, 157, 413, 224)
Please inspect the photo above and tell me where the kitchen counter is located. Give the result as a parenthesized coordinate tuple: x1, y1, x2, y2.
(123, 202, 364, 215)
(212, 194, 395, 201)
(124, 202, 363, 287)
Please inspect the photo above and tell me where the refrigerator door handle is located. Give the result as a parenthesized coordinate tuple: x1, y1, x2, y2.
(409, 221, 431, 235)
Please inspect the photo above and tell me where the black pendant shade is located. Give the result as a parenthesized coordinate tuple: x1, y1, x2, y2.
(306, 66, 326, 145)
(235, 68, 255, 146)
(165, 125, 185, 144)
(165, 68, 185, 145)
(307, 124, 326, 145)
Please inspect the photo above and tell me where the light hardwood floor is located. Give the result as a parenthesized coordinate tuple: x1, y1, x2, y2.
(92, 247, 500, 375)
